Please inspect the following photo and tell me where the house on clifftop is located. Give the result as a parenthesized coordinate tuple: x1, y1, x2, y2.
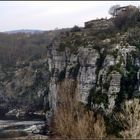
(114, 5, 137, 17)
(84, 5, 138, 31)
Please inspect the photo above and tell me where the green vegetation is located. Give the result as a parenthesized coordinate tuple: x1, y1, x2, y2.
(107, 63, 123, 75)
(58, 68, 66, 82)
(115, 58, 139, 110)
(88, 88, 108, 108)
(69, 64, 80, 79)
(70, 25, 81, 32)
(91, 28, 117, 41)
(105, 114, 124, 138)
(126, 27, 140, 48)
(110, 49, 119, 59)
(0, 32, 47, 66)
(0, 29, 65, 66)
(57, 32, 85, 54)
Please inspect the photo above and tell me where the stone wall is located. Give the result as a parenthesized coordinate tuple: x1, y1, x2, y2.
(84, 18, 114, 30)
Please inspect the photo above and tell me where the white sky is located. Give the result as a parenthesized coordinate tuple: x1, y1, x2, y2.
(0, 1, 140, 32)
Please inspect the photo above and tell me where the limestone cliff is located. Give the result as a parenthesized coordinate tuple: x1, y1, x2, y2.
(47, 29, 140, 114)
(0, 22, 140, 119)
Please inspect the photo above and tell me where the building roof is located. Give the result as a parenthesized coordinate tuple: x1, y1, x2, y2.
(115, 5, 136, 11)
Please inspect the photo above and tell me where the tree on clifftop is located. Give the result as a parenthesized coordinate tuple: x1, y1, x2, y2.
(108, 4, 120, 17)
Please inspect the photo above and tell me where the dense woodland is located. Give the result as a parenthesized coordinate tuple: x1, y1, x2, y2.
(0, 29, 70, 66)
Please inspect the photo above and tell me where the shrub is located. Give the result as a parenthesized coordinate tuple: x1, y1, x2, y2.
(53, 80, 106, 138)
(126, 27, 140, 48)
(88, 88, 108, 108)
(119, 99, 140, 138)
(71, 25, 81, 32)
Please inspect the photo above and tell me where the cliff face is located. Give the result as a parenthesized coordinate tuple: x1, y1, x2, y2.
(0, 26, 140, 118)
(0, 58, 50, 115)
(47, 30, 140, 114)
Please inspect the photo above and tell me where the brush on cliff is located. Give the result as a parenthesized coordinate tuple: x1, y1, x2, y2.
(52, 79, 106, 139)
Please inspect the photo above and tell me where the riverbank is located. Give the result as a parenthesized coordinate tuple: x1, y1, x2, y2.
(0, 119, 48, 139)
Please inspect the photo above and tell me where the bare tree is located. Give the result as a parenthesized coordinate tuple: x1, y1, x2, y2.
(109, 5, 120, 17)
(120, 99, 140, 138)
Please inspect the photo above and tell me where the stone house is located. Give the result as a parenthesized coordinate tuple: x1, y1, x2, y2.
(84, 5, 138, 31)
(114, 5, 137, 17)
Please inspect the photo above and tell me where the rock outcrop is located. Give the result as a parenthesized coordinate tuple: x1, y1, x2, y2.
(46, 31, 140, 114)
(0, 23, 140, 118)
(0, 58, 50, 117)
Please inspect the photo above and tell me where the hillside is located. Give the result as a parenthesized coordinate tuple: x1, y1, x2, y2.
(0, 4, 140, 139)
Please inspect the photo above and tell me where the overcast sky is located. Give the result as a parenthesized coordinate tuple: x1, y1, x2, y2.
(0, 1, 139, 32)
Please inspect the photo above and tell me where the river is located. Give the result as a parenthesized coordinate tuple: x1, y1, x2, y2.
(0, 118, 46, 139)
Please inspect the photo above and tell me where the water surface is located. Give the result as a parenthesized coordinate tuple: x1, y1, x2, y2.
(0, 119, 44, 138)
